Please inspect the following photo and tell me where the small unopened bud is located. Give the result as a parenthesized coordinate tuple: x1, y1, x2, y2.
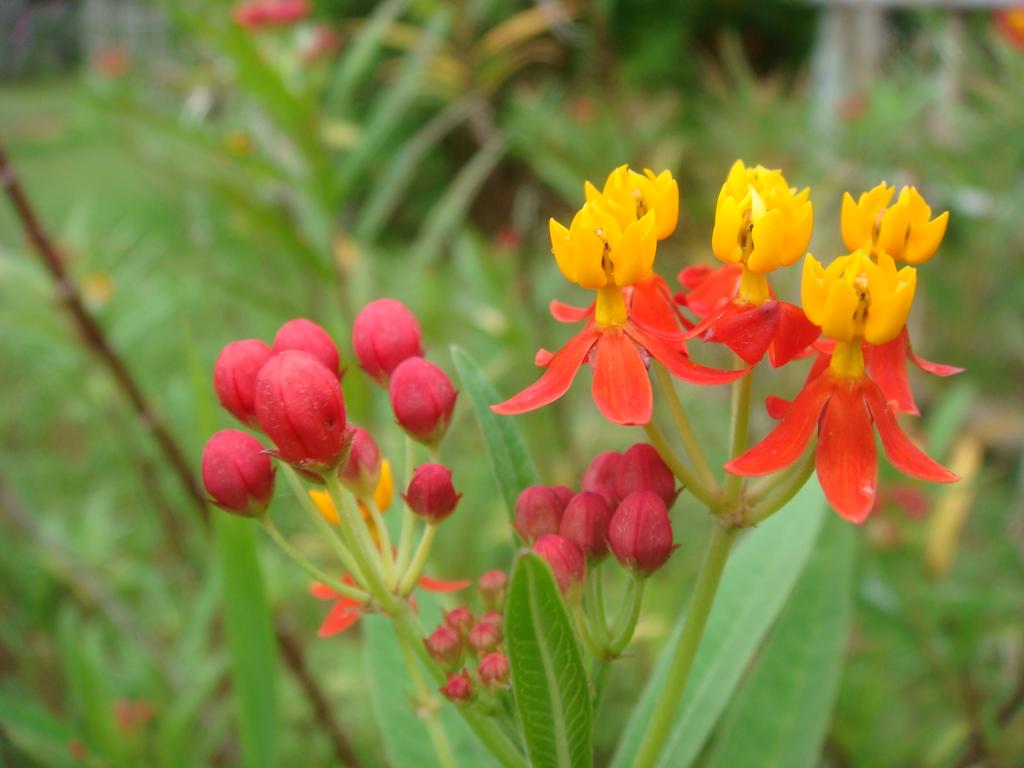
(338, 427, 381, 500)
(609, 491, 676, 575)
(583, 451, 622, 505)
(479, 611, 503, 630)
(272, 318, 341, 377)
(403, 464, 461, 523)
(255, 351, 348, 471)
(444, 607, 475, 638)
(424, 625, 463, 670)
(468, 619, 502, 653)
(439, 670, 474, 703)
(514, 485, 571, 543)
(533, 534, 585, 600)
(615, 443, 677, 508)
(478, 652, 510, 689)
(352, 298, 424, 385)
(213, 339, 274, 428)
(388, 358, 457, 445)
(478, 570, 508, 610)
(201, 430, 275, 517)
(559, 491, 613, 562)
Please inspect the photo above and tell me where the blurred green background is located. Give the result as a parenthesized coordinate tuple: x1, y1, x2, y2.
(1, 0, 1023, 765)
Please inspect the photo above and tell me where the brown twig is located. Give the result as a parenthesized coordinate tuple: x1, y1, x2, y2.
(275, 623, 360, 766)
(0, 139, 357, 767)
(0, 139, 208, 529)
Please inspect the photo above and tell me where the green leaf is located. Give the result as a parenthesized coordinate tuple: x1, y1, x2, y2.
(610, 482, 827, 768)
(363, 593, 497, 768)
(450, 346, 539, 522)
(0, 689, 83, 767)
(183, 321, 279, 768)
(703, 514, 857, 768)
(328, 0, 410, 112)
(506, 553, 592, 768)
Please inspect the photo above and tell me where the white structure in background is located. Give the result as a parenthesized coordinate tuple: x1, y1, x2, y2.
(80, 0, 170, 64)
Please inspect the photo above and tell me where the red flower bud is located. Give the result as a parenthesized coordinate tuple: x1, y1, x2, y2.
(403, 463, 460, 523)
(213, 339, 273, 428)
(583, 451, 622, 504)
(533, 534, 585, 599)
(478, 570, 508, 610)
(338, 426, 380, 500)
(468, 619, 502, 653)
(608, 491, 676, 575)
(255, 351, 348, 471)
(424, 625, 463, 670)
(352, 298, 424, 385)
(478, 652, 510, 689)
(479, 610, 503, 629)
(444, 607, 475, 638)
(615, 443, 677, 508)
(388, 358, 457, 445)
(201, 430, 275, 517)
(559, 491, 613, 562)
(553, 485, 574, 510)
(439, 670, 474, 703)
(272, 318, 341, 377)
(514, 485, 571, 543)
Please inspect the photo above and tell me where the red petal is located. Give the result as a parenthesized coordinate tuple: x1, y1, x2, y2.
(418, 576, 471, 593)
(550, 299, 592, 323)
(492, 328, 599, 415)
(678, 264, 716, 291)
(865, 332, 918, 415)
(679, 264, 743, 318)
(765, 395, 791, 420)
(629, 275, 686, 338)
(863, 378, 959, 483)
(815, 379, 877, 523)
(906, 329, 964, 377)
(591, 331, 653, 425)
(629, 324, 747, 385)
(726, 373, 832, 476)
(317, 601, 362, 637)
(768, 301, 821, 368)
(706, 302, 780, 365)
(534, 348, 554, 367)
(309, 582, 337, 600)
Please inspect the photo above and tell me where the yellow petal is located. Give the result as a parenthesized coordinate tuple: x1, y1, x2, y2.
(904, 210, 948, 264)
(584, 180, 602, 203)
(651, 177, 679, 239)
(309, 489, 340, 526)
(374, 459, 393, 511)
(864, 267, 916, 344)
(840, 191, 869, 252)
(801, 254, 828, 323)
(747, 208, 784, 273)
(711, 196, 744, 264)
(819, 279, 859, 342)
(782, 201, 813, 266)
(877, 200, 912, 260)
(549, 217, 576, 282)
(612, 210, 657, 285)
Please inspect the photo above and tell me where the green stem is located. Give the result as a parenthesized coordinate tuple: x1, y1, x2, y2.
(365, 498, 396, 589)
(584, 562, 609, 648)
(398, 524, 438, 595)
(722, 363, 753, 504)
(608, 574, 645, 655)
(629, 524, 737, 768)
(396, 436, 419, 574)
(747, 450, 816, 525)
(654, 362, 718, 493)
(323, 473, 390, 606)
(261, 519, 368, 602)
(280, 465, 365, 583)
(572, 603, 602, 659)
(642, 421, 719, 508)
(396, 629, 459, 768)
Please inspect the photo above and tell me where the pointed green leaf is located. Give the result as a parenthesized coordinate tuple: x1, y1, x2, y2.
(450, 346, 539, 522)
(506, 553, 592, 768)
(611, 482, 827, 768)
(703, 514, 856, 768)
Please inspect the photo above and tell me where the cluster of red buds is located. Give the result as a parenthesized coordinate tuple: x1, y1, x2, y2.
(428, 571, 511, 703)
(517, 443, 678, 596)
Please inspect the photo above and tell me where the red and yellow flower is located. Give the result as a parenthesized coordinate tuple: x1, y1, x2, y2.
(726, 249, 958, 523)
(682, 161, 820, 366)
(839, 182, 961, 414)
(492, 166, 742, 426)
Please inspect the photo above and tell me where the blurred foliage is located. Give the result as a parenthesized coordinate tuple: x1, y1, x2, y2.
(2, 2, 1023, 767)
